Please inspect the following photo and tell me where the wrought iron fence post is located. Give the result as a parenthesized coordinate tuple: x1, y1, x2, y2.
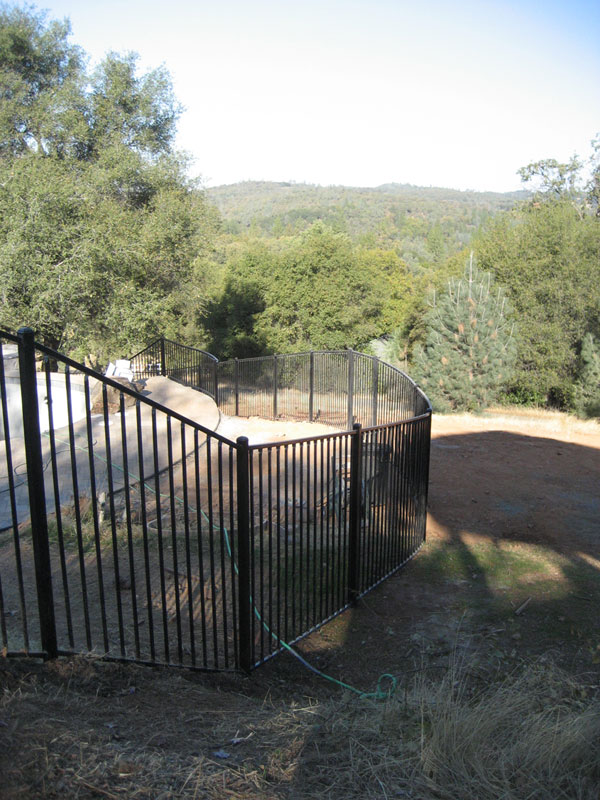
(213, 359, 219, 402)
(17, 327, 58, 659)
(309, 351, 314, 422)
(348, 422, 362, 604)
(347, 349, 355, 430)
(160, 337, 166, 376)
(421, 414, 432, 542)
(234, 358, 240, 416)
(273, 355, 278, 419)
(236, 436, 252, 672)
(372, 357, 379, 427)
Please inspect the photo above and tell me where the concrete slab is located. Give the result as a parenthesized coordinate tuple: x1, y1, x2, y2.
(0, 377, 223, 531)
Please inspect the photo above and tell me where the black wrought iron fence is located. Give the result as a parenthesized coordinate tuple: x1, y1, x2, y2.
(130, 338, 218, 399)
(1, 328, 240, 671)
(1, 331, 430, 673)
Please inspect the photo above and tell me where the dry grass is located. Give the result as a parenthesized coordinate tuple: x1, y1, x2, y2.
(1, 654, 599, 799)
(433, 405, 600, 442)
(292, 660, 600, 800)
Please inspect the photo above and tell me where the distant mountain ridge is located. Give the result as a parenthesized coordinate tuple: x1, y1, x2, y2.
(207, 180, 527, 267)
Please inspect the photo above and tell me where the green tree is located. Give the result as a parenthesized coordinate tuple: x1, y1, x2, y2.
(575, 333, 600, 418)
(257, 223, 384, 353)
(413, 255, 516, 412)
(586, 133, 600, 216)
(0, 5, 85, 157)
(517, 156, 582, 201)
(474, 198, 600, 406)
(201, 225, 400, 358)
(202, 241, 272, 358)
(0, 4, 219, 361)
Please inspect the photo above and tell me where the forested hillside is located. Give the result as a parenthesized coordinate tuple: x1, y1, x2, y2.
(208, 181, 525, 269)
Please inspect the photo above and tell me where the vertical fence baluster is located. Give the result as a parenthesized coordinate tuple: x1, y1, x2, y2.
(84, 375, 109, 652)
(193, 430, 208, 667)
(119, 395, 140, 659)
(43, 360, 74, 650)
(101, 382, 125, 656)
(273, 355, 278, 419)
(205, 438, 219, 666)
(151, 409, 168, 662)
(62, 364, 93, 650)
(347, 349, 354, 430)
(217, 441, 229, 668)
(135, 402, 155, 662)
(309, 351, 314, 422)
(165, 417, 183, 663)
(160, 338, 166, 377)
(0, 339, 30, 653)
(372, 358, 379, 427)
(236, 436, 252, 673)
(283, 443, 289, 642)
(180, 425, 195, 666)
(17, 328, 57, 658)
(347, 422, 362, 603)
(228, 438, 238, 667)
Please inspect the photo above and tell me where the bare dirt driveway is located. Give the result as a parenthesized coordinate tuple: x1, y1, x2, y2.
(290, 408, 600, 689)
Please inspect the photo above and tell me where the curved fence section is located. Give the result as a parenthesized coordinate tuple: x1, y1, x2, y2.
(131, 341, 430, 427)
(215, 350, 429, 426)
(130, 338, 218, 398)
(0, 332, 430, 673)
(129, 339, 432, 668)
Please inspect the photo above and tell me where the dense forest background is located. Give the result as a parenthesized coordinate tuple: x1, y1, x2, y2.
(0, 5, 598, 416)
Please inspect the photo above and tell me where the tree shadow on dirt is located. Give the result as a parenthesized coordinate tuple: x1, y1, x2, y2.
(290, 429, 599, 678)
(261, 428, 600, 794)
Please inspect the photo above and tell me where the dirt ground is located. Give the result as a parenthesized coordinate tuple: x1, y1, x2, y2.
(1, 407, 599, 798)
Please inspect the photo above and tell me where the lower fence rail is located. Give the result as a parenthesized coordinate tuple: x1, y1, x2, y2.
(0, 331, 431, 673)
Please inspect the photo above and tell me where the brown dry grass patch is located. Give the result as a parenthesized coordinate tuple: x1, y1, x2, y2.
(2, 654, 600, 799)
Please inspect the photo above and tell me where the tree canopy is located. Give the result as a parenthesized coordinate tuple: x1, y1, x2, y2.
(0, 4, 219, 361)
(472, 146, 600, 408)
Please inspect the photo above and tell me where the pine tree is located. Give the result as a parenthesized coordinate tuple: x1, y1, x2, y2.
(413, 254, 516, 412)
(575, 333, 600, 418)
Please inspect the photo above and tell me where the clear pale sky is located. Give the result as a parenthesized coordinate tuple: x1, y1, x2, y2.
(32, 0, 600, 192)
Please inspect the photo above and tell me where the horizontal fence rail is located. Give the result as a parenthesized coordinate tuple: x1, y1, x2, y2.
(1, 332, 431, 673)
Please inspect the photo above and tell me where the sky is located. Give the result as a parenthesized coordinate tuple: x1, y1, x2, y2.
(30, 0, 600, 192)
